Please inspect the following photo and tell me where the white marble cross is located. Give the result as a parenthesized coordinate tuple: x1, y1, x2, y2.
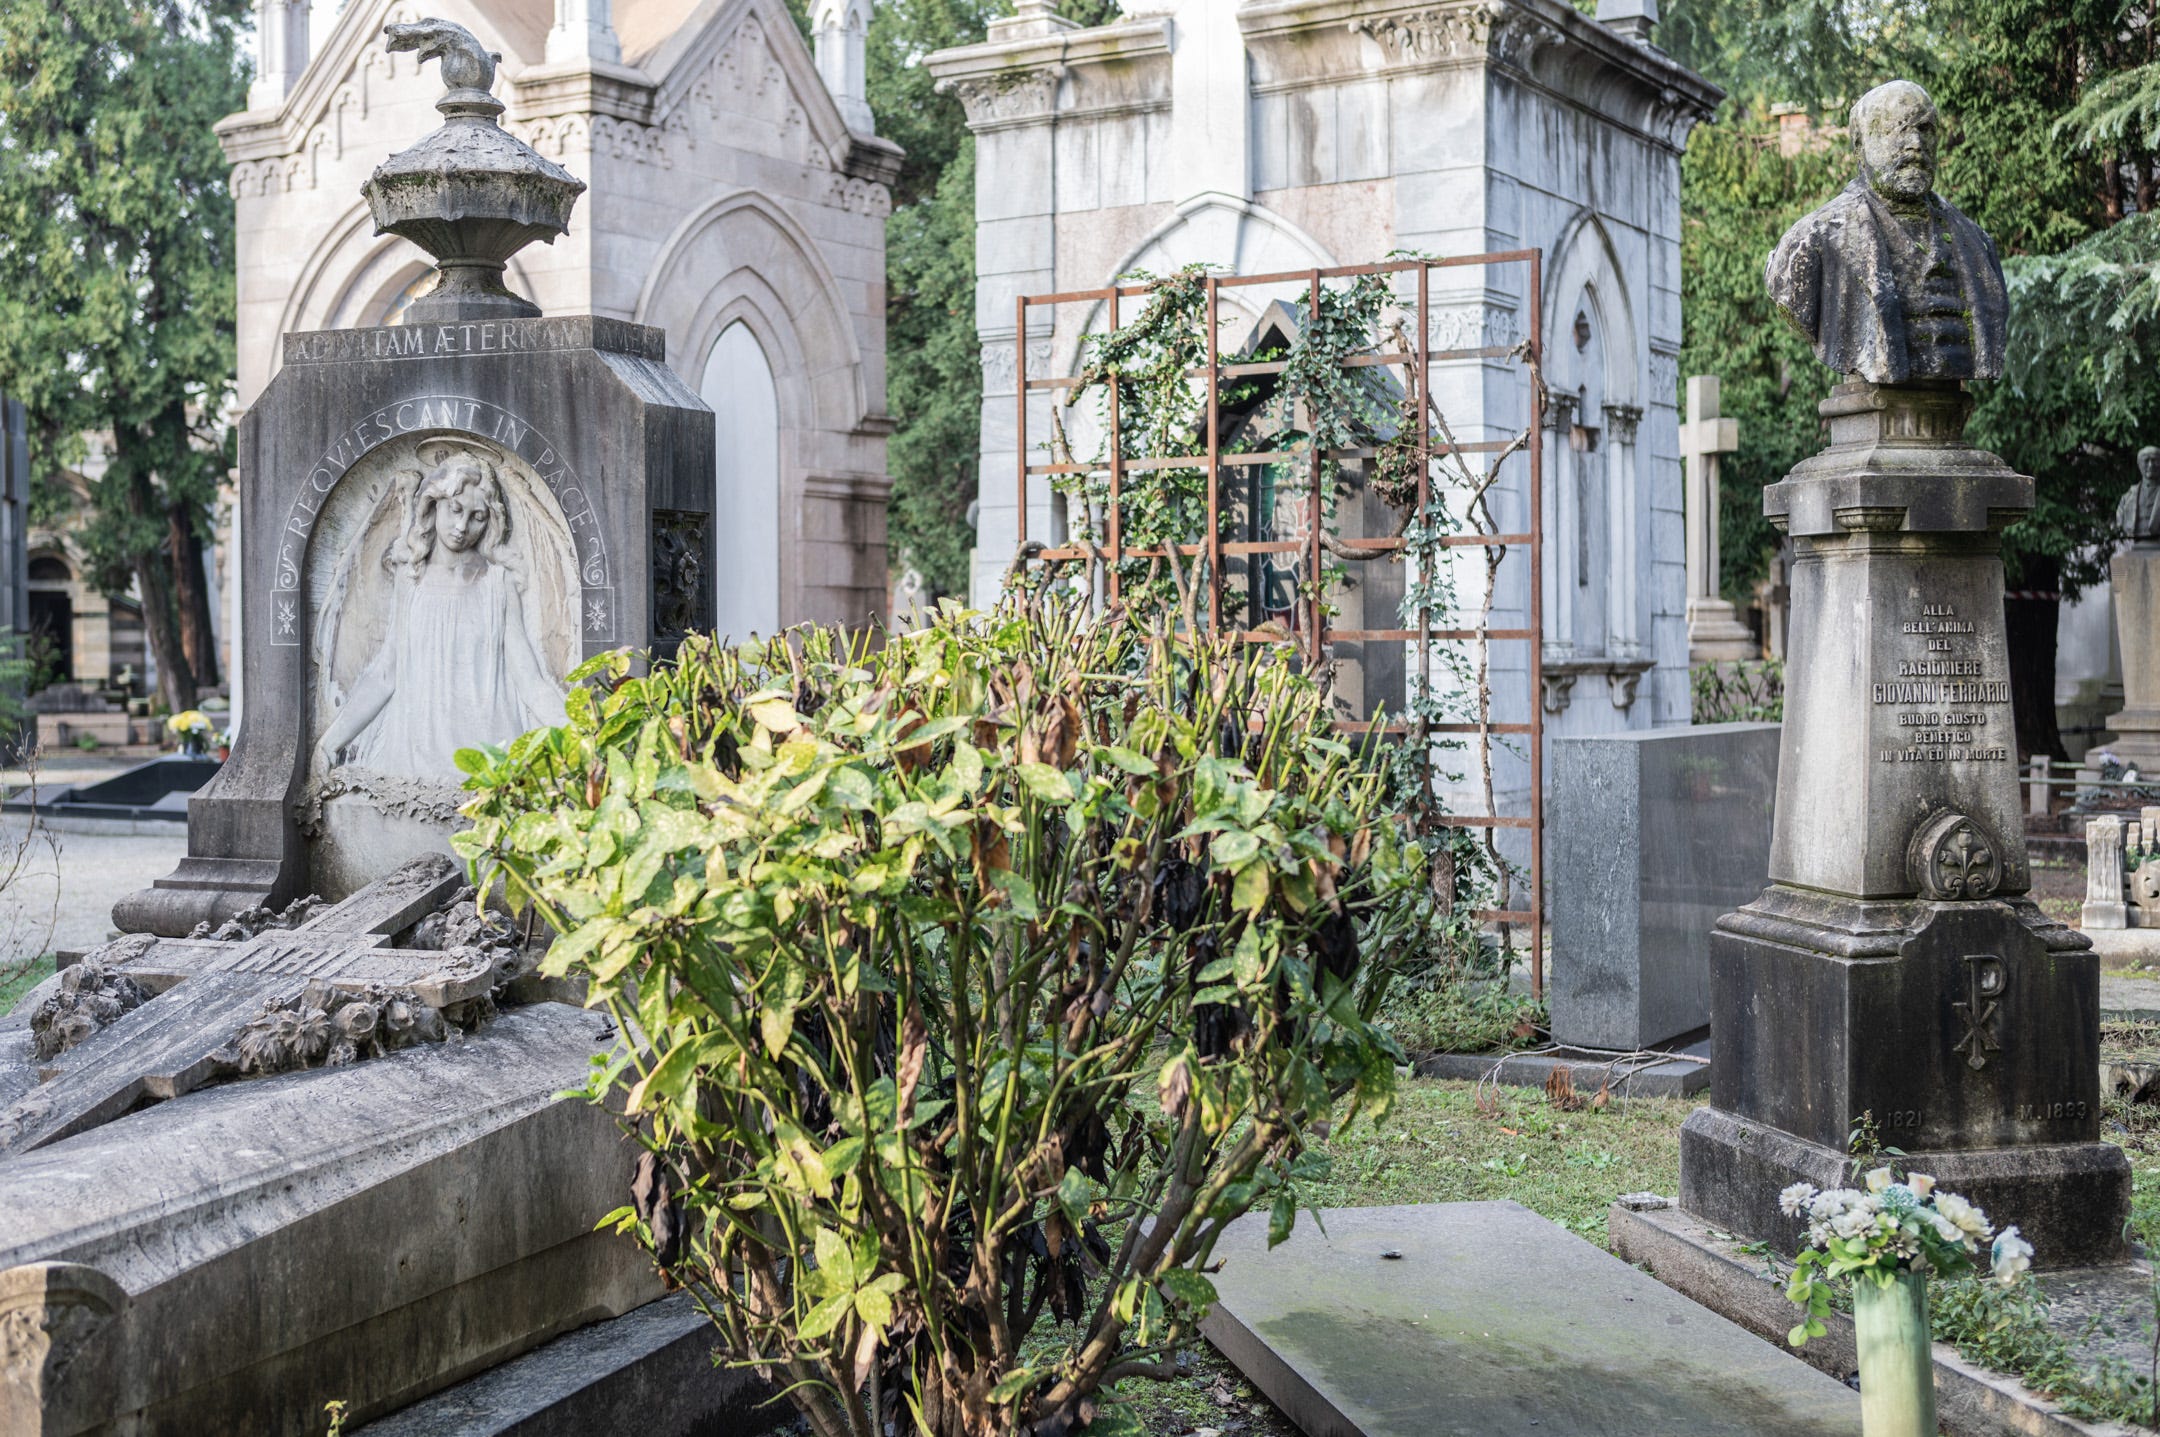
(0, 855, 494, 1155)
(1679, 375, 1755, 661)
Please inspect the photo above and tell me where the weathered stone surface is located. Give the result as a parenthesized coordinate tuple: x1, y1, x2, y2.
(1415, 1037, 1709, 1097)
(113, 314, 714, 932)
(1550, 721, 1778, 1050)
(1765, 81, 2007, 385)
(1199, 1201, 1861, 1436)
(2085, 814, 2130, 929)
(2107, 546, 2160, 768)
(1683, 155, 2128, 1270)
(362, 20, 585, 324)
(0, 1004, 657, 1437)
(1688, 887, 2128, 1267)
(355, 1292, 781, 1437)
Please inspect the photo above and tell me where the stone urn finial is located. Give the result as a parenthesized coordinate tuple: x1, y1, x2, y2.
(361, 17, 585, 324)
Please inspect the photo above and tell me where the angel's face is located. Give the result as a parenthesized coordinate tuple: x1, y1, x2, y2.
(430, 466, 491, 553)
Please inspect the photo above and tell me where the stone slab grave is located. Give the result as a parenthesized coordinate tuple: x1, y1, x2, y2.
(1198, 1201, 1861, 1436)
(352, 1292, 778, 1437)
(0, 993, 657, 1436)
(0, 852, 486, 1150)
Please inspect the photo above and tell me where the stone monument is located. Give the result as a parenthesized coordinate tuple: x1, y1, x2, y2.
(0, 24, 742, 1433)
(1681, 376, 1755, 661)
(1679, 80, 2130, 1267)
(116, 17, 714, 932)
(2105, 447, 2160, 767)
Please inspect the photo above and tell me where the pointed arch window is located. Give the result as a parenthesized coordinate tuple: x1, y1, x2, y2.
(702, 321, 782, 639)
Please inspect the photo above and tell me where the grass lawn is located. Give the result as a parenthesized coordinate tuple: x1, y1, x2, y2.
(0, 954, 53, 1014)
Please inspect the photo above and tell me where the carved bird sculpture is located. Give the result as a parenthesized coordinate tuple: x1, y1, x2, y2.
(383, 17, 499, 96)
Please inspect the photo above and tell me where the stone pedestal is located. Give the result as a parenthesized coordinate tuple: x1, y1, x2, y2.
(1678, 382, 2130, 1269)
(2108, 547, 2160, 768)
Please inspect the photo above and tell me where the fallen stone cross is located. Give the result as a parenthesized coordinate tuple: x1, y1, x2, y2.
(0, 852, 506, 1155)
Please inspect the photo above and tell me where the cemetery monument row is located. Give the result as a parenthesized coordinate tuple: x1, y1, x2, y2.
(115, 15, 716, 931)
(1679, 80, 2131, 1265)
(1, 21, 726, 1433)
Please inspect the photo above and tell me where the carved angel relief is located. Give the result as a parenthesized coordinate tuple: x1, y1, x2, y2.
(310, 437, 577, 787)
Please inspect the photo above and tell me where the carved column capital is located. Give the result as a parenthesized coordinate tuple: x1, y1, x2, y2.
(937, 67, 1063, 129)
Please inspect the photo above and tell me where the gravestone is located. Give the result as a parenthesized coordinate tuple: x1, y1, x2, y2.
(0, 22, 728, 1433)
(2107, 447, 2160, 768)
(1549, 722, 1779, 1052)
(1679, 80, 2130, 1268)
(116, 15, 714, 934)
(1681, 376, 1755, 662)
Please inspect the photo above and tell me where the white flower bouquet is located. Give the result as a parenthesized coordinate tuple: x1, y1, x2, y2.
(1782, 1167, 2033, 1347)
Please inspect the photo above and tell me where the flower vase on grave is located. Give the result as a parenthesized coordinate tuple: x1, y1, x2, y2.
(1851, 1271, 1935, 1437)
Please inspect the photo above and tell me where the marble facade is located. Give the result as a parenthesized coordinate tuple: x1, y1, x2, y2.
(929, 0, 1720, 764)
(218, 0, 899, 641)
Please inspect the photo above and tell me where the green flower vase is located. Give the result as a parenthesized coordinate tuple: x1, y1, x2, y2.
(1853, 1268, 1936, 1436)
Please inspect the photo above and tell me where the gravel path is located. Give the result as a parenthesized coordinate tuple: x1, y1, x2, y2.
(0, 817, 187, 960)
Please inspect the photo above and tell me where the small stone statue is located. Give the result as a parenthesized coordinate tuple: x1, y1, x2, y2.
(1765, 80, 2008, 385)
(2120, 447, 2160, 545)
(383, 18, 498, 101)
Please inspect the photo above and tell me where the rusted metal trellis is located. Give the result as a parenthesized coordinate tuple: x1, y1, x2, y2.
(1011, 253, 1547, 989)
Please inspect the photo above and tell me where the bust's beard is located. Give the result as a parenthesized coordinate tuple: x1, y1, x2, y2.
(1869, 162, 1934, 203)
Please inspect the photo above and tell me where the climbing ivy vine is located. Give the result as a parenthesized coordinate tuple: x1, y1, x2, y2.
(1018, 261, 1542, 970)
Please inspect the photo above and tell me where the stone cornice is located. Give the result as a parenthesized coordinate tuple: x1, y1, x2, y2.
(1240, 0, 1722, 150)
(506, 58, 661, 126)
(925, 18, 1171, 131)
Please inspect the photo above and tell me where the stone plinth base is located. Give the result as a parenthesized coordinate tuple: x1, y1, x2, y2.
(1681, 886, 2131, 1269)
(1686, 597, 1757, 662)
(1679, 1106, 2129, 1270)
(1611, 1196, 2141, 1436)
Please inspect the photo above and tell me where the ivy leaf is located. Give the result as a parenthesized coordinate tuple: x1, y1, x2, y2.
(1232, 862, 1270, 914)
(1212, 830, 1261, 866)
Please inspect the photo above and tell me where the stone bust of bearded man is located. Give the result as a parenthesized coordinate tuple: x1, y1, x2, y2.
(1765, 80, 2009, 385)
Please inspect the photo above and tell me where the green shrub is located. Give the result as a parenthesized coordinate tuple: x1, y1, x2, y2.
(1691, 658, 1784, 724)
(456, 597, 1419, 1437)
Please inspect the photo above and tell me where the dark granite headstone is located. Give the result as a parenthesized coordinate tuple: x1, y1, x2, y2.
(1680, 80, 2130, 1268)
(115, 26, 712, 933)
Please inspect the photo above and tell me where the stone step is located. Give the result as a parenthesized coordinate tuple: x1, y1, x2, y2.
(1199, 1200, 1860, 1436)
(352, 1292, 781, 1437)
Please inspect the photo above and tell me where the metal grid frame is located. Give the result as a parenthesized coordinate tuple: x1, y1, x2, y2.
(1010, 252, 1548, 986)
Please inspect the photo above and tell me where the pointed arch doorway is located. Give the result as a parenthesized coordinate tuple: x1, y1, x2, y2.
(701, 321, 782, 641)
